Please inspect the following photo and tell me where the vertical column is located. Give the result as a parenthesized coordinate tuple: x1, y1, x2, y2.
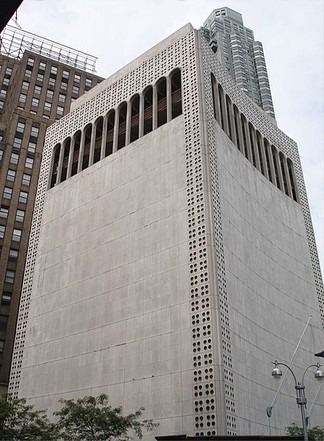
(166, 76, 172, 122)
(55, 143, 64, 185)
(100, 114, 108, 160)
(139, 92, 144, 138)
(77, 128, 86, 173)
(152, 83, 158, 130)
(214, 82, 222, 125)
(88, 123, 96, 167)
(125, 101, 131, 146)
(113, 108, 119, 153)
(67, 136, 75, 179)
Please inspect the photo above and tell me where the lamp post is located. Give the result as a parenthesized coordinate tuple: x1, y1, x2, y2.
(271, 360, 324, 441)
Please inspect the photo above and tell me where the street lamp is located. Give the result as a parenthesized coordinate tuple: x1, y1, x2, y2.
(271, 360, 324, 441)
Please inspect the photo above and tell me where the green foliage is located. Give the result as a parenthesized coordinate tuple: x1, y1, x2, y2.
(286, 423, 324, 441)
(0, 395, 59, 440)
(54, 394, 157, 440)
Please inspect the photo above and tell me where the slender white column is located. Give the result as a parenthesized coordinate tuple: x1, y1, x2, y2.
(89, 123, 96, 166)
(152, 83, 158, 130)
(113, 108, 119, 152)
(166, 76, 172, 122)
(67, 137, 75, 179)
(125, 101, 131, 146)
(77, 128, 86, 173)
(101, 114, 108, 160)
(139, 93, 144, 138)
(55, 142, 65, 185)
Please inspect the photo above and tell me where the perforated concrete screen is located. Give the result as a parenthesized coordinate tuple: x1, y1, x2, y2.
(9, 25, 323, 438)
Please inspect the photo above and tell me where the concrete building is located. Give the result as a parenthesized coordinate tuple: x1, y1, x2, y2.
(9, 22, 323, 438)
(203, 7, 275, 119)
(0, 25, 102, 393)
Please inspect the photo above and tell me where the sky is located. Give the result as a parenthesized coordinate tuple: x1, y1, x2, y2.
(9, 0, 324, 269)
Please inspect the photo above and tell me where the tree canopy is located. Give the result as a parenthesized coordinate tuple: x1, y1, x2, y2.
(54, 394, 156, 440)
(286, 423, 324, 441)
(0, 396, 59, 440)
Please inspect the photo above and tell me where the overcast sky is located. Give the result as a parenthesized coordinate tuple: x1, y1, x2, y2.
(10, 0, 324, 269)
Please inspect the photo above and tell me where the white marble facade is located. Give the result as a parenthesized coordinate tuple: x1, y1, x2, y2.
(10, 24, 323, 439)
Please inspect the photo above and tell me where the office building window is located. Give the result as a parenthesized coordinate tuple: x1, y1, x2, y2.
(5, 67, 12, 76)
(15, 209, 25, 223)
(9, 249, 18, 260)
(25, 157, 34, 169)
(16, 121, 25, 134)
(13, 137, 22, 149)
(30, 126, 39, 138)
(60, 81, 67, 90)
(19, 191, 28, 204)
(48, 77, 56, 86)
(58, 93, 66, 103)
(0, 226, 5, 238)
(28, 141, 36, 153)
(7, 169, 16, 182)
(31, 98, 39, 108)
(57, 106, 64, 116)
(34, 85, 42, 94)
(44, 102, 52, 112)
(39, 61, 46, 72)
(72, 85, 79, 95)
(22, 81, 29, 91)
(0, 207, 9, 219)
(22, 173, 31, 186)
(0, 89, 7, 98)
(10, 152, 19, 164)
(27, 57, 34, 67)
(62, 70, 69, 79)
(1, 292, 12, 304)
(18, 93, 27, 105)
(36, 73, 44, 82)
(12, 229, 21, 242)
(74, 74, 81, 84)
(0, 101, 4, 110)
(3, 187, 12, 200)
(0, 150, 3, 161)
(50, 65, 58, 75)
(85, 78, 92, 90)
(0, 315, 8, 331)
(46, 89, 54, 99)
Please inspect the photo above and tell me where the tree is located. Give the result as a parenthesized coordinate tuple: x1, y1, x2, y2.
(0, 395, 59, 440)
(286, 423, 324, 441)
(55, 394, 157, 440)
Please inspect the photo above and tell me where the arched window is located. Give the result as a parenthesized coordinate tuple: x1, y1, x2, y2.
(256, 131, 265, 176)
(82, 124, 92, 170)
(287, 158, 298, 202)
(157, 77, 167, 127)
(49, 143, 61, 188)
(143, 86, 153, 135)
(170, 68, 182, 118)
(279, 152, 289, 195)
(60, 138, 71, 183)
(71, 130, 81, 177)
(264, 139, 273, 183)
(218, 83, 225, 130)
(105, 110, 115, 157)
(130, 94, 140, 143)
(249, 123, 257, 167)
(118, 102, 127, 149)
(233, 105, 241, 151)
(211, 73, 218, 121)
(241, 115, 249, 159)
(226, 95, 233, 141)
(94, 117, 103, 164)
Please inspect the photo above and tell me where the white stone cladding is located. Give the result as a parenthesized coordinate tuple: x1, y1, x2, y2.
(9, 23, 323, 438)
